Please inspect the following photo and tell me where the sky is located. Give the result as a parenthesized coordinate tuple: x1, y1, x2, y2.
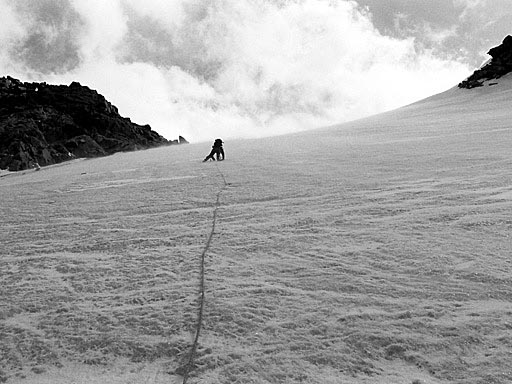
(0, 0, 511, 142)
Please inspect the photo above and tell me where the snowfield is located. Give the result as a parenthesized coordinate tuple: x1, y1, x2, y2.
(1, 76, 512, 384)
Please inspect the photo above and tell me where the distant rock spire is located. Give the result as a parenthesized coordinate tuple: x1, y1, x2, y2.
(458, 35, 512, 89)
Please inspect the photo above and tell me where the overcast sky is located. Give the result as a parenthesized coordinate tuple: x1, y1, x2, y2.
(1, 0, 510, 141)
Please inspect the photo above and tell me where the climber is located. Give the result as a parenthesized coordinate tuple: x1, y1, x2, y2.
(203, 139, 225, 162)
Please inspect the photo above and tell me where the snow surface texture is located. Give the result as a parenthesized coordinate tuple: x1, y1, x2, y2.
(1, 75, 512, 384)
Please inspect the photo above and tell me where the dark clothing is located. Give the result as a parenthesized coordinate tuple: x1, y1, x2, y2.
(216, 146, 225, 160)
(203, 139, 225, 162)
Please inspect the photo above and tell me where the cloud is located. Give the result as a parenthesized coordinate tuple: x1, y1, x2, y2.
(454, 0, 485, 13)
(356, 0, 512, 67)
(0, 0, 83, 74)
(70, 0, 127, 61)
(0, 0, 471, 142)
(0, 2, 23, 60)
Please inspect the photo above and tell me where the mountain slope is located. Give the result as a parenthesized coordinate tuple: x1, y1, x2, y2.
(1, 49, 512, 384)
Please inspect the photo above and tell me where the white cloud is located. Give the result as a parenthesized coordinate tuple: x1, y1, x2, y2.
(0, 0, 28, 73)
(454, 0, 486, 10)
(0, 0, 471, 142)
(69, 0, 127, 61)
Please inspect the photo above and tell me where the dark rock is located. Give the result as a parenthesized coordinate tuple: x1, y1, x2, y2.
(0, 76, 189, 171)
(179, 135, 189, 144)
(488, 35, 512, 60)
(459, 35, 512, 89)
(64, 135, 106, 158)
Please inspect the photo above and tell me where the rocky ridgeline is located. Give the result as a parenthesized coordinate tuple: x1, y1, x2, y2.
(0, 76, 188, 171)
(459, 35, 512, 89)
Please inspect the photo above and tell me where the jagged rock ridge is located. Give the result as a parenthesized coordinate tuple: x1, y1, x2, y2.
(459, 35, 512, 89)
(0, 76, 187, 171)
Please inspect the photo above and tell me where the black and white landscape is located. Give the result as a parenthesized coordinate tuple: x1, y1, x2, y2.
(2, 57, 512, 383)
(2, 1, 512, 383)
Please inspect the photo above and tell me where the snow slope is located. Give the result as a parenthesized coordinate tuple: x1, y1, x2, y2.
(1, 76, 512, 384)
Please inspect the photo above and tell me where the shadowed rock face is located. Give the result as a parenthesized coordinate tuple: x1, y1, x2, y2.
(0, 77, 186, 171)
(459, 35, 512, 89)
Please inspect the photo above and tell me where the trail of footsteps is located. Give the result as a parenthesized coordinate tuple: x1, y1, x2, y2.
(181, 163, 228, 384)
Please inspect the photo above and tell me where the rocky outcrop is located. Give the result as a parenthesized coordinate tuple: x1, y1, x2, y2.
(0, 76, 188, 171)
(178, 135, 189, 144)
(459, 35, 512, 89)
